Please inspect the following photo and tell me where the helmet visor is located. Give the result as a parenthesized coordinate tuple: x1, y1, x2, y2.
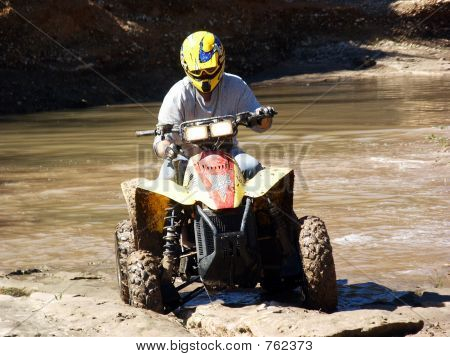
(189, 61, 223, 80)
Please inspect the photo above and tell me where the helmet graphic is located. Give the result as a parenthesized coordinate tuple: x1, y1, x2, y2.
(180, 31, 225, 93)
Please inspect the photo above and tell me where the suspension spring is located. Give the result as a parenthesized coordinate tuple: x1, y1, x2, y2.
(162, 202, 181, 265)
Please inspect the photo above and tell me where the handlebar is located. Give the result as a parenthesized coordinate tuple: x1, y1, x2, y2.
(135, 110, 277, 138)
(235, 110, 277, 127)
(135, 124, 178, 137)
(135, 129, 157, 137)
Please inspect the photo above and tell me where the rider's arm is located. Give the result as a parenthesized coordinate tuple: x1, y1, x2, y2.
(236, 79, 272, 132)
(153, 81, 185, 158)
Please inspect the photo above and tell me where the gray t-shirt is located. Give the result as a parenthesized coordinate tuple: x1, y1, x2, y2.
(154, 73, 263, 156)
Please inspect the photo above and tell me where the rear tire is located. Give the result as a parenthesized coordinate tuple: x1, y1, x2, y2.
(115, 219, 135, 304)
(298, 216, 337, 312)
(127, 250, 164, 313)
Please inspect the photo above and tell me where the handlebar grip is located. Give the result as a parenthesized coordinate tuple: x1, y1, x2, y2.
(135, 130, 156, 137)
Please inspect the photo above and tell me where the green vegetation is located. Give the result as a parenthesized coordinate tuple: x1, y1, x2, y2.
(0, 286, 30, 297)
(426, 133, 449, 150)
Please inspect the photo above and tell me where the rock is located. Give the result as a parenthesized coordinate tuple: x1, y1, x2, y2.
(0, 291, 190, 337)
(2, 272, 450, 337)
(181, 302, 424, 337)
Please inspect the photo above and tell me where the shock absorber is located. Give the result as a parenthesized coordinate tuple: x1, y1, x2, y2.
(161, 142, 182, 279)
(161, 201, 181, 278)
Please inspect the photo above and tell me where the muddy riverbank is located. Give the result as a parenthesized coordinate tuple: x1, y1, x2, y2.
(0, 269, 449, 336)
(252, 39, 450, 85)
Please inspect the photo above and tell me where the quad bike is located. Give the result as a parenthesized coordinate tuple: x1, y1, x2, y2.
(115, 110, 337, 313)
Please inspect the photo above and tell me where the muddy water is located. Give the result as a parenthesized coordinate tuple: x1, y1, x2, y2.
(1, 77, 449, 296)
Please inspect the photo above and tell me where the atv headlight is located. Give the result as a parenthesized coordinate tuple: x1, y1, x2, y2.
(184, 125, 209, 142)
(210, 120, 233, 138)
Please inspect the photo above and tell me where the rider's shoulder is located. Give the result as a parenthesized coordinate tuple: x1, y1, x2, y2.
(164, 77, 192, 99)
(223, 72, 247, 85)
(222, 73, 251, 93)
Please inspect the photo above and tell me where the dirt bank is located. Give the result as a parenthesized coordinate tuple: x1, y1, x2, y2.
(0, 0, 449, 115)
(252, 39, 450, 87)
(1, 268, 449, 336)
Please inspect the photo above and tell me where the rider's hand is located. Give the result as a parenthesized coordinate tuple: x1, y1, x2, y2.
(155, 139, 172, 158)
(165, 143, 180, 160)
(256, 106, 276, 117)
(250, 106, 276, 129)
(258, 116, 272, 130)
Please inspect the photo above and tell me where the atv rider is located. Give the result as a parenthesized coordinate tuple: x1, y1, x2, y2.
(154, 30, 275, 181)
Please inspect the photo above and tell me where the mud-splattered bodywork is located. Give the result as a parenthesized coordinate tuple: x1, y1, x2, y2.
(121, 155, 300, 286)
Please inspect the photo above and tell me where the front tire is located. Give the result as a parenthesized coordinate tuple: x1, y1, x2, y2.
(298, 216, 337, 312)
(115, 219, 135, 303)
(127, 250, 164, 313)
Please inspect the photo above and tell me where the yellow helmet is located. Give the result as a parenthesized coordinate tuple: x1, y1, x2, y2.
(180, 31, 225, 93)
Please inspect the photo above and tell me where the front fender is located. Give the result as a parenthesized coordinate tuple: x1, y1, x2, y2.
(135, 167, 293, 209)
(244, 167, 293, 198)
(137, 177, 196, 205)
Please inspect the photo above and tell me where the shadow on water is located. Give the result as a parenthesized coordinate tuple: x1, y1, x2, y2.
(180, 279, 450, 312)
(337, 279, 450, 312)
(181, 287, 265, 309)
